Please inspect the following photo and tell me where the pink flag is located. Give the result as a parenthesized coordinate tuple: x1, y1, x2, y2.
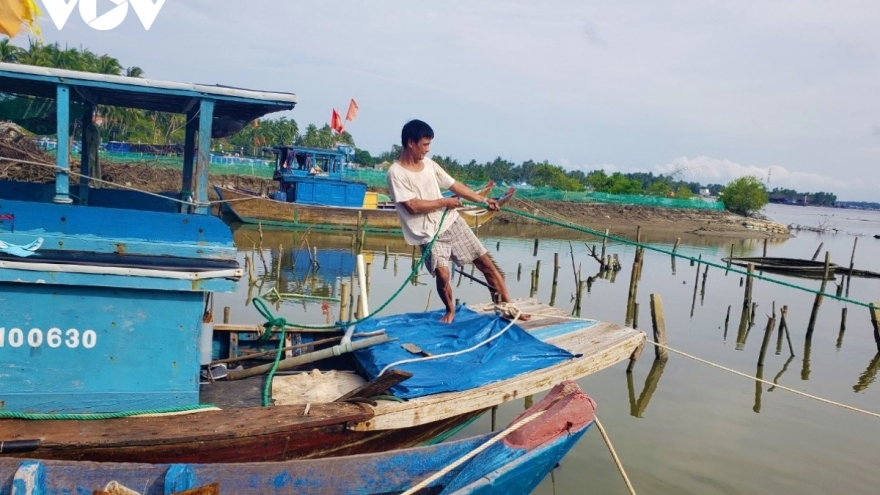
(345, 99, 359, 122)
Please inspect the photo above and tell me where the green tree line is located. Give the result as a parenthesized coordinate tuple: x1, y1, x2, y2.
(768, 187, 837, 206)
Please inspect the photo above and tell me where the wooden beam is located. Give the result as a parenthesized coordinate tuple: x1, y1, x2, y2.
(181, 110, 198, 213)
(194, 99, 215, 215)
(77, 105, 95, 204)
(871, 303, 880, 353)
(53, 84, 72, 204)
(335, 369, 413, 402)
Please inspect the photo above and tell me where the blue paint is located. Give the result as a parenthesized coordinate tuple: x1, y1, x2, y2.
(0, 283, 203, 413)
(164, 465, 195, 494)
(11, 461, 45, 495)
(0, 268, 236, 293)
(0, 421, 591, 495)
(53, 85, 71, 205)
(195, 100, 215, 215)
(530, 319, 600, 341)
(181, 114, 197, 214)
(0, 198, 236, 259)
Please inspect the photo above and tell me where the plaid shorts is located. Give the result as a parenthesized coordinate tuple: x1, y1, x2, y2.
(421, 217, 488, 275)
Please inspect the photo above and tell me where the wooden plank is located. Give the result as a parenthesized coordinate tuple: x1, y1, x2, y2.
(349, 321, 645, 431)
(871, 303, 880, 352)
(335, 370, 413, 402)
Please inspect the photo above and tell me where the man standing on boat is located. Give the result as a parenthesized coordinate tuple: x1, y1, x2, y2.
(387, 119, 529, 324)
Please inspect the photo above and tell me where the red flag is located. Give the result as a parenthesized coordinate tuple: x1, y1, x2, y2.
(345, 99, 359, 122)
(331, 109, 345, 133)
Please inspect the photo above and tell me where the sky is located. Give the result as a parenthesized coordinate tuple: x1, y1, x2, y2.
(14, 0, 880, 200)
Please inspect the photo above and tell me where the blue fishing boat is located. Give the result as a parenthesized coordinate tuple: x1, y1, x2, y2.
(214, 143, 506, 232)
(0, 382, 594, 495)
(0, 62, 297, 414)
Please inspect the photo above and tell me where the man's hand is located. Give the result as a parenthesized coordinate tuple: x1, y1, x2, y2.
(445, 197, 463, 209)
(485, 198, 500, 211)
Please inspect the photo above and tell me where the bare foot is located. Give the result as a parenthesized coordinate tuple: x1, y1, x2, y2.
(439, 311, 455, 324)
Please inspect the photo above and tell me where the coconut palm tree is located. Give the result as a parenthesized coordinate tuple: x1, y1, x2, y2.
(125, 66, 145, 78)
(0, 39, 23, 63)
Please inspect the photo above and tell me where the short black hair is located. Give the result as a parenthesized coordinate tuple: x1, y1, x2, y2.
(401, 119, 434, 148)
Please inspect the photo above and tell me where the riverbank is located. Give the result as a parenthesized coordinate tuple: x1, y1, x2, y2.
(496, 199, 791, 239)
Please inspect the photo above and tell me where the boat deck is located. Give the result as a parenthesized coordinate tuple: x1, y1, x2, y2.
(349, 298, 645, 431)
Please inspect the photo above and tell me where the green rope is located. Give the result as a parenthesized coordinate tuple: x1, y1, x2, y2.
(251, 209, 451, 406)
(478, 202, 875, 309)
(0, 404, 217, 421)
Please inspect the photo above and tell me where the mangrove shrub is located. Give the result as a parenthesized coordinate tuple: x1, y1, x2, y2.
(721, 176, 769, 216)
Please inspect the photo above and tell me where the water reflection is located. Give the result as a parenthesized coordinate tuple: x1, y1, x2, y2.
(627, 357, 668, 418)
(853, 353, 880, 393)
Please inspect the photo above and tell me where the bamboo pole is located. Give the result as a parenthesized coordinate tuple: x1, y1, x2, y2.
(751, 302, 758, 326)
(226, 335, 390, 380)
(763, 238, 768, 257)
(223, 306, 230, 324)
(724, 304, 731, 342)
(384, 245, 390, 270)
(650, 294, 668, 360)
(806, 251, 831, 340)
(736, 264, 755, 349)
(533, 238, 539, 256)
(600, 229, 609, 271)
(671, 237, 680, 275)
(339, 282, 350, 322)
(700, 263, 709, 304)
(811, 242, 824, 261)
(633, 302, 640, 329)
(496, 241, 500, 251)
(836, 307, 847, 349)
(690, 254, 702, 317)
(846, 237, 858, 298)
(870, 303, 880, 353)
(780, 306, 795, 356)
(758, 315, 777, 366)
(530, 270, 536, 298)
(550, 253, 560, 307)
(726, 243, 734, 275)
(517, 262, 522, 282)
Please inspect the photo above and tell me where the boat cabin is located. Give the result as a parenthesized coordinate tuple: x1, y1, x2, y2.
(269, 145, 367, 208)
(0, 62, 296, 413)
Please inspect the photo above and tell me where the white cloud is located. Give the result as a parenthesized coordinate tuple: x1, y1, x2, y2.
(655, 157, 848, 192)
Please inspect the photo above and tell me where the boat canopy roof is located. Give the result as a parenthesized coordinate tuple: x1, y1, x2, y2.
(0, 62, 297, 137)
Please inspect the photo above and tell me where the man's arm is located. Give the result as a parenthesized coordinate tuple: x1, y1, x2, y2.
(449, 182, 499, 211)
(401, 196, 461, 215)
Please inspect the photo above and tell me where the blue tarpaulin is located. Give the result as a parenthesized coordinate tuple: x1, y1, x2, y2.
(352, 306, 575, 399)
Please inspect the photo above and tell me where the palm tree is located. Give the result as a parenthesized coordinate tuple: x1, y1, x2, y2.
(125, 66, 145, 78)
(95, 55, 122, 75)
(0, 39, 23, 63)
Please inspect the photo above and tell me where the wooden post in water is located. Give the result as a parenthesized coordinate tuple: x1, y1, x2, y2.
(870, 303, 880, 353)
(496, 241, 500, 252)
(736, 264, 755, 349)
(811, 242, 824, 261)
(384, 245, 390, 270)
(535, 260, 542, 288)
(365, 262, 372, 295)
(671, 237, 680, 275)
(846, 237, 858, 298)
(530, 270, 536, 298)
(356, 211, 363, 251)
(517, 263, 522, 282)
(724, 304, 731, 342)
(600, 229, 609, 272)
(625, 250, 641, 326)
(393, 254, 399, 276)
(806, 251, 831, 340)
(836, 307, 848, 349)
(758, 314, 777, 367)
(690, 254, 702, 318)
(778, 305, 794, 356)
(633, 302, 640, 329)
(223, 306, 230, 324)
(550, 253, 560, 306)
(533, 238, 539, 256)
(726, 243, 734, 275)
(750, 302, 758, 326)
(275, 244, 283, 290)
(700, 264, 709, 305)
(650, 294, 668, 360)
(339, 283, 350, 322)
(763, 238, 768, 257)
(636, 225, 642, 244)
(524, 395, 534, 410)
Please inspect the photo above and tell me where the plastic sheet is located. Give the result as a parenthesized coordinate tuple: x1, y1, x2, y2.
(353, 306, 574, 399)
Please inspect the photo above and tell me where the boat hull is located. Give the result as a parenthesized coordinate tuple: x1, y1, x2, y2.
(0, 383, 591, 495)
(214, 185, 512, 232)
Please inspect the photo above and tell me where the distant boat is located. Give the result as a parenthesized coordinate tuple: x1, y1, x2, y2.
(723, 257, 838, 280)
(0, 382, 594, 495)
(215, 147, 510, 232)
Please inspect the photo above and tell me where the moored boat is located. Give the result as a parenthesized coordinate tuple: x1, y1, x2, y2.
(215, 145, 510, 232)
(0, 382, 595, 495)
(1, 299, 644, 463)
(723, 256, 839, 280)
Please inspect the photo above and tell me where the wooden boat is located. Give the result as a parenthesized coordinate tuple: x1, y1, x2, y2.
(0, 299, 644, 464)
(0, 62, 295, 415)
(214, 181, 511, 232)
(723, 256, 839, 279)
(1, 382, 594, 495)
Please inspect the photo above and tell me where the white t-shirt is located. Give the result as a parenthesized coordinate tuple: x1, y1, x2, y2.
(386, 157, 460, 245)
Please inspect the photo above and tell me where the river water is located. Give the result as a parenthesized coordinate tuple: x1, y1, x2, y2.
(215, 204, 880, 495)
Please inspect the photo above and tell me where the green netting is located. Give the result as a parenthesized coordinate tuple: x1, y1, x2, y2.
(47, 150, 276, 178)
